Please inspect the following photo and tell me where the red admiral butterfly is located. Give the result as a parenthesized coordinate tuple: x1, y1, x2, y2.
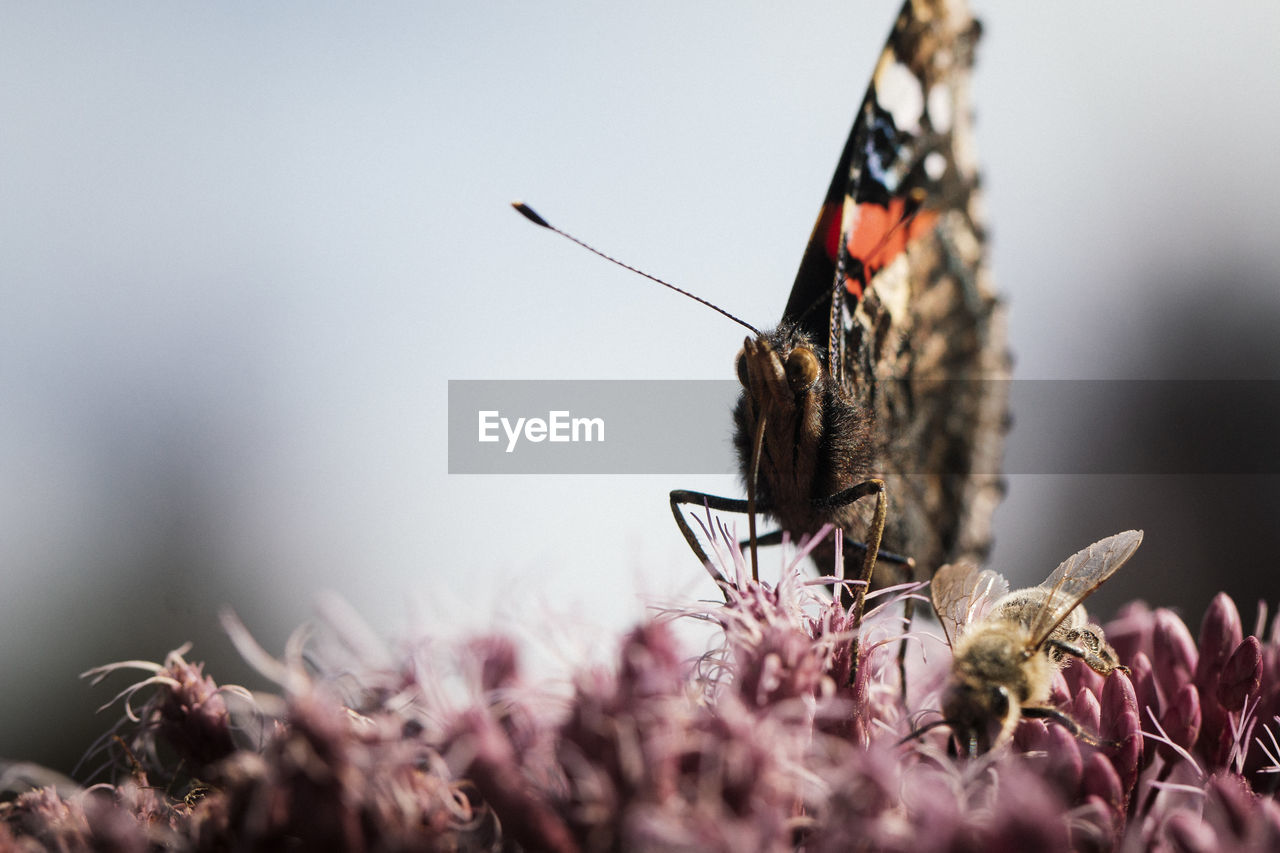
(668, 0, 1007, 603)
(518, 0, 1007, 612)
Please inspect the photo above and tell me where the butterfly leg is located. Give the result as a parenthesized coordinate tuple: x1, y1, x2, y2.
(746, 531, 912, 574)
(669, 489, 753, 592)
(813, 478, 887, 681)
(840, 536, 913, 573)
(895, 570, 917, 702)
(841, 534, 916, 701)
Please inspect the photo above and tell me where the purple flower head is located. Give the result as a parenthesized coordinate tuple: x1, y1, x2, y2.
(1, 786, 93, 850)
(5, 539, 1280, 851)
(1161, 772, 1280, 852)
(80, 644, 248, 783)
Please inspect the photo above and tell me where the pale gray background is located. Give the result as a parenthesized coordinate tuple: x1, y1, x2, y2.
(4, 2, 1280, 773)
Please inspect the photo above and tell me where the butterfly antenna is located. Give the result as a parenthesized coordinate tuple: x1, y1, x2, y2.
(513, 202, 761, 336)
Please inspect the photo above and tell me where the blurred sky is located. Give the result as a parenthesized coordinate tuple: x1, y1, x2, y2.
(4, 2, 1280, 773)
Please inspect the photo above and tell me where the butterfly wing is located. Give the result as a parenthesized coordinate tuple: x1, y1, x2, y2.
(784, 0, 1008, 577)
(784, 0, 963, 372)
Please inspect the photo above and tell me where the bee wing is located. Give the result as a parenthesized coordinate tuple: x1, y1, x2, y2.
(931, 561, 1009, 648)
(1027, 529, 1144, 648)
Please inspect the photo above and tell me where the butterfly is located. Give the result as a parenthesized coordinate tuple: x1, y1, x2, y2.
(669, 0, 1008, 606)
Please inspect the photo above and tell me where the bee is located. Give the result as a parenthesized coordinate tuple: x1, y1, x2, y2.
(921, 529, 1144, 756)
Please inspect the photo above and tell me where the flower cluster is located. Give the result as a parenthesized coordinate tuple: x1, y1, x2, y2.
(2, 544, 1279, 850)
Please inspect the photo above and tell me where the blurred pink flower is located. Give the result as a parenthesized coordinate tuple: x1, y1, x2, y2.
(3, 539, 1279, 850)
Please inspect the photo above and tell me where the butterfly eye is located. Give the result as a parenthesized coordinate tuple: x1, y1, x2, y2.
(784, 347, 820, 390)
(735, 349, 750, 387)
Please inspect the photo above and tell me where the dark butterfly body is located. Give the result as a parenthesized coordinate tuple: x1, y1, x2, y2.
(672, 0, 1008, 591)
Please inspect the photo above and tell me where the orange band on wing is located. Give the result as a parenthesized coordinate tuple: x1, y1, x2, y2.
(844, 198, 939, 296)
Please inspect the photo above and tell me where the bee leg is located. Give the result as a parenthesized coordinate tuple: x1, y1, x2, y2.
(1043, 637, 1128, 677)
(1078, 625, 1128, 675)
(1022, 706, 1114, 748)
(669, 489, 755, 593)
(896, 717, 952, 747)
(813, 478, 887, 681)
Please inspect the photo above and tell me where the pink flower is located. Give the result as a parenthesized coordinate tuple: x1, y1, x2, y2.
(3, 544, 1279, 850)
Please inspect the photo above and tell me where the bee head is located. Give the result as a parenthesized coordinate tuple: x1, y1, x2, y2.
(941, 682, 1015, 757)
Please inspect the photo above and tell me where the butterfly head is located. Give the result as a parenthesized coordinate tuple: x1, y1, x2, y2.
(735, 329, 823, 410)
(732, 324, 872, 525)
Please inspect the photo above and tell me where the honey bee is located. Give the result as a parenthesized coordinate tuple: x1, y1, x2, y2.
(921, 529, 1144, 756)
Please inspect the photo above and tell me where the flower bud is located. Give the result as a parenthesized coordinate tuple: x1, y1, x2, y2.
(1164, 811, 1218, 853)
(1014, 718, 1050, 753)
(1048, 670, 1071, 707)
(1073, 687, 1101, 737)
(1069, 659, 1105, 698)
(1152, 609, 1197, 702)
(157, 656, 236, 768)
(1195, 594, 1242, 693)
(1203, 773, 1258, 844)
(1044, 721, 1084, 797)
(469, 636, 519, 692)
(1215, 636, 1262, 713)
(1072, 796, 1120, 850)
(1158, 683, 1201, 764)
(1081, 751, 1123, 809)
(1127, 652, 1158, 718)
(1101, 672, 1142, 799)
(1127, 651, 1160, 771)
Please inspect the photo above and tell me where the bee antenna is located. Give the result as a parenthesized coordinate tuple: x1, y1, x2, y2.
(512, 202, 762, 336)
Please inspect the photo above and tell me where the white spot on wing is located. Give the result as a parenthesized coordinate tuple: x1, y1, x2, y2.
(924, 151, 947, 181)
(842, 196, 858, 234)
(870, 250, 911, 320)
(874, 55, 923, 135)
